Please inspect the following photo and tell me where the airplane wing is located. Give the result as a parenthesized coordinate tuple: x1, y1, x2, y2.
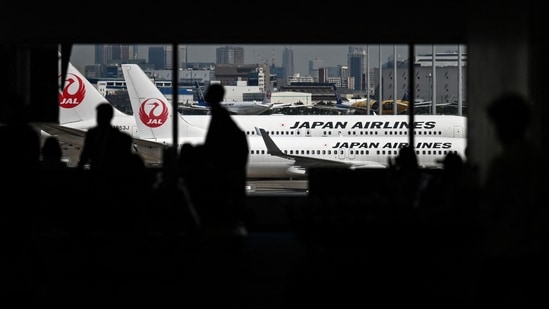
(257, 127, 389, 172)
(36, 123, 87, 145)
(37, 123, 165, 166)
(129, 138, 165, 165)
(256, 127, 383, 173)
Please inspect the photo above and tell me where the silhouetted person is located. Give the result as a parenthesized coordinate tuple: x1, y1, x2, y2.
(77, 103, 131, 172)
(40, 136, 68, 171)
(0, 92, 40, 306)
(0, 93, 40, 173)
(0, 92, 40, 202)
(147, 144, 200, 238)
(385, 145, 432, 212)
(177, 142, 203, 231)
(200, 83, 250, 236)
(185, 83, 252, 308)
(77, 102, 134, 188)
(477, 93, 548, 307)
(422, 152, 479, 213)
(76, 103, 135, 230)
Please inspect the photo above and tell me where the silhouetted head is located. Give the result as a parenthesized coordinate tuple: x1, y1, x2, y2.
(486, 93, 530, 144)
(442, 152, 463, 175)
(396, 145, 418, 171)
(96, 103, 114, 126)
(204, 83, 225, 108)
(42, 136, 62, 160)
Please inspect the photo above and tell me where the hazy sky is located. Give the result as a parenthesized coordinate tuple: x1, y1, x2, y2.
(70, 44, 464, 75)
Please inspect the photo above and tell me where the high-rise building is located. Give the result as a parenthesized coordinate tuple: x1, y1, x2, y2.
(216, 46, 244, 65)
(282, 47, 294, 78)
(347, 46, 366, 90)
(308, 58, 323, 81)
(148, 45, 188, 70)
(148, 47, 166, 70)
(318, 68, 328, 83)
(94, 44, 133, 65)
(165, 45, 187, 69)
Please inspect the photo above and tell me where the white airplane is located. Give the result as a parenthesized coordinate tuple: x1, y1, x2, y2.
(34, 53, 467, 173)
(122, 64, 467, 142)
(185, 81, 274, 115)
(122, 63, 467, 178)
(36, 55, 174, 164)
(51, 60, 466, 145)
(254, 127, 467, 177)
(332, 84, 371, 110)
(188, 89, 467, 138)
(127, 67, 467, 139)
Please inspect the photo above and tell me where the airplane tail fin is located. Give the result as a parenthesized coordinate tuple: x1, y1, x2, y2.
(58, 53, 128, 125)
(194, 81, 208, 107)
(122, 64, 206, 142)
(332, 84, 344, 106)
(122, 64, 174, 141)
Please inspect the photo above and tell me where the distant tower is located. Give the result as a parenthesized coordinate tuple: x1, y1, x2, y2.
(282, 47, 294, 78)
(147, 45, 187, 70)
(148, 46, 166, 70)
(216, 46, 244, 65)
(308, 57, 323, 81)
(318, 67, 328, 83)
(94, 44, 132, 65)
(132, 44, 139, 59)
(164, 45, 187, 69)
(347, 46, 366, 90)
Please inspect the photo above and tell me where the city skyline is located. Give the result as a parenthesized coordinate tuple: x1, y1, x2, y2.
(69, 44, 465, 76)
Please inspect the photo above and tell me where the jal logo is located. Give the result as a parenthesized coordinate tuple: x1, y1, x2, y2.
(59, 73, 86, 109)
(139, 98, 169, 128)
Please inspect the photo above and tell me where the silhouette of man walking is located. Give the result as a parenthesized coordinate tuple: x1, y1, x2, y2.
(78, 103, 131, 171)
(201, 83, 250, 236)
(478, 93, 548, 307)
(77, 102, 134, 210)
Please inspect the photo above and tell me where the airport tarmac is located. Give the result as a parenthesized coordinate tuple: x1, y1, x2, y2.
(56, 141, 309, 195)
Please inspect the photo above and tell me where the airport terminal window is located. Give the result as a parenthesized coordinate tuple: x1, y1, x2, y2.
(61, 43, 466, 194)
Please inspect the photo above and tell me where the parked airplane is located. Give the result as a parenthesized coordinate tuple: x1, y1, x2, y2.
(188, 85, 466, 138)
(122, 63, 467, 178)
(327, 84, 463, 117)
(332, 84, 371, 110)
(122, 64, 467, 141)
(53, 61, 458, 143)
(36, 55, 178, 165)
(186, 81, 274, 115)
(119, 64, 467, 140)
(39, 57, 467, 170)
(255, 127, 467, 177)
(317, 84, 409, 115)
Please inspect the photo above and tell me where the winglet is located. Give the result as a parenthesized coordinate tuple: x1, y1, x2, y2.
(256, 127, 285, 156)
